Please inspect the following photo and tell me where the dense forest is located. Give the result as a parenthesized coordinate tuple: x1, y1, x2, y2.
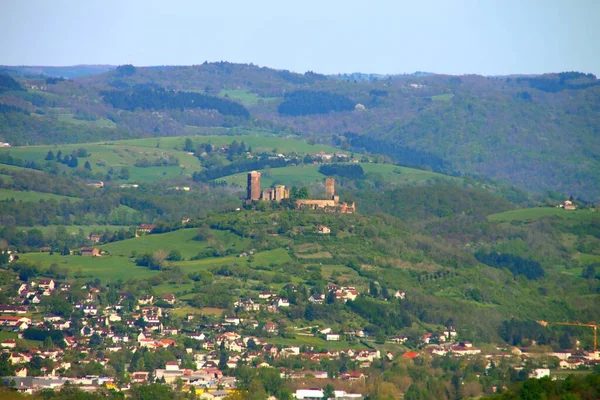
(278, 90, 355, 116)
(101, 87, 250, 118)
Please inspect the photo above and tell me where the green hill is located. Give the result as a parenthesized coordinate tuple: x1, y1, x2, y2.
(1, 65, 598, 198)
(217, 163, 456, 188)
(0, 188, 81, 202)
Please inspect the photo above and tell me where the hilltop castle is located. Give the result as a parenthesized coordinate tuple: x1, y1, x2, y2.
(296, 177, 356, 213)
(246, 172, 355, 213)
(246, 171, 290, 202)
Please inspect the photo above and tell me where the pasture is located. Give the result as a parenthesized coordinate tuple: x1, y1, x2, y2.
(102, 228, 250, 259)
(219, 89, 278, 106)
(0, 142, 201, 183)
(217, 163, 457, 188)
(0, 188, 81, 202)
(488, 207, 599, 223)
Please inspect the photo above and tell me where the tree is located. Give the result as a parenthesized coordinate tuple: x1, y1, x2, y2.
(0, 354, 14, 376)
(369, 281, 379, 297)
(84, 160, 92, 170)
(68, 156, 78, 168)
(119, 167, 130, 180)
(184, 138, 195, 152)
(297, 186, 310, 199)
(218, 340, 229, 370)
(45, 150, 55, 161)
(322, 384, 335, 400)
(167, 249, 182, 261)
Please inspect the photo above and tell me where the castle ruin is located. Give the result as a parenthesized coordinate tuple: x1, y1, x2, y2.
(245, 171, 355, 213)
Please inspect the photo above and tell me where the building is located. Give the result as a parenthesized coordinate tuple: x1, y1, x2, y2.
(262, 185, 290, 202)
(325, 178, 335, 200)
(247, 171, 261, 200)
(559, 200, 577, 210)
(80, 247, 100, 257)
(296, 178, 356, 214)
(86, 181, 104, 188)
(317, 226, 331, 234)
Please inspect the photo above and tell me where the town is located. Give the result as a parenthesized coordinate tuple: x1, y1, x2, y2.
(1, 268, 599, 397)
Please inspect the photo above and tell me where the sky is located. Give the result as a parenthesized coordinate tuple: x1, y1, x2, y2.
(1, 0, 599, 76)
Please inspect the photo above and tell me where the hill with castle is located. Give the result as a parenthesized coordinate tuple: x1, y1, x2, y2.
(246, 171, 356, 213)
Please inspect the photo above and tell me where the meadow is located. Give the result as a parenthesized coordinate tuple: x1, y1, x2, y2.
(0, 188, 82, 202)
(488, 207, 599, 222)
(113, 132, 345, 155)
(0, 133, 348, 183)
(15, 224, 132, 236)
(217, 163, 457, 188)
(18, 229, 287, 283)
(219, 89, 278, 106)
(0, 142, 201, 183)
(102, 228, 250, 259)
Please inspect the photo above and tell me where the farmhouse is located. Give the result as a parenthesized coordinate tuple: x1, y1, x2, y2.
(317, 225, 331, 234)
(80, 247, 100, 257)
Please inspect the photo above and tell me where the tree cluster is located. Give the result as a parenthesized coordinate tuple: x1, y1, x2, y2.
(101, 87, 250, 118)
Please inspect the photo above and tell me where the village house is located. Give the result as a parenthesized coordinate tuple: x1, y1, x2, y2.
(136, 224, 156, 235)
(263, 322, 278, 333)
(316, 225, 331, 234)
(0, 305, 28, 314)
(80, 247, 100, 257)
(37, 278, 55, 291)
(89, 234, 102, 243)
(161, 294, 176, 305)
(138, 295, 154, 305)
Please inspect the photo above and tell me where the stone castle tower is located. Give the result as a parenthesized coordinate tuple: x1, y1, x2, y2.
(325, 178, 335, 200)
(247, 171, 261, 200)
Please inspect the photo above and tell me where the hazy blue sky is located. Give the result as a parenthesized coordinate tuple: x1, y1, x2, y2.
(2, 0, 599, 76)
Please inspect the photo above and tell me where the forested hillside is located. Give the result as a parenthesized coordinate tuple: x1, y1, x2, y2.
(0, 64, 598, 199)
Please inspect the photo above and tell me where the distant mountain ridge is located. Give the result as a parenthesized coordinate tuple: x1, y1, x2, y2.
(0, 62, 598, 199)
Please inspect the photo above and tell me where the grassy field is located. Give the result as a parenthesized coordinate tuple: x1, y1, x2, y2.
(21, 251, 159, 282)
(15, 225, 132, 235)
(57, 114, 117, 129)
(0, 173, 13, 183)
(0, 188, 81, 202)
(102, 228, 250, 259)
(18, 229, 286, 282)
(431, 93, 454, 102)
(217, 163, 457, 188)
(0, 142, 201, 183)
(488, 207, 599, 222)
(0, 330, 43, 347)
(0, 134, 348, 183)
(113, 133, 345, 155)
(219, 89, 278, 106)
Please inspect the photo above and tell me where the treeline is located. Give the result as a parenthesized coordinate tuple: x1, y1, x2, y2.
(0, 384, 194, 399)
(517, 72, 600, 93)
(192, 157, 290, 182)
(319, 163, 365, 179)
(277, 69, 327, 84)
(354, 184, 514, 220)
(0, 74, 24, 93)
(344, 132, 451, 173)
(0, 152, 43, 170)
(5, 169, 91, 198)
(498, 319, 573, 348)
(475, 251, 545, 280)
(487, 372, 600, 400)
(278, 90, 355, 116)
(101, 87, 250, 118)
(0, 103, 29, 114)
